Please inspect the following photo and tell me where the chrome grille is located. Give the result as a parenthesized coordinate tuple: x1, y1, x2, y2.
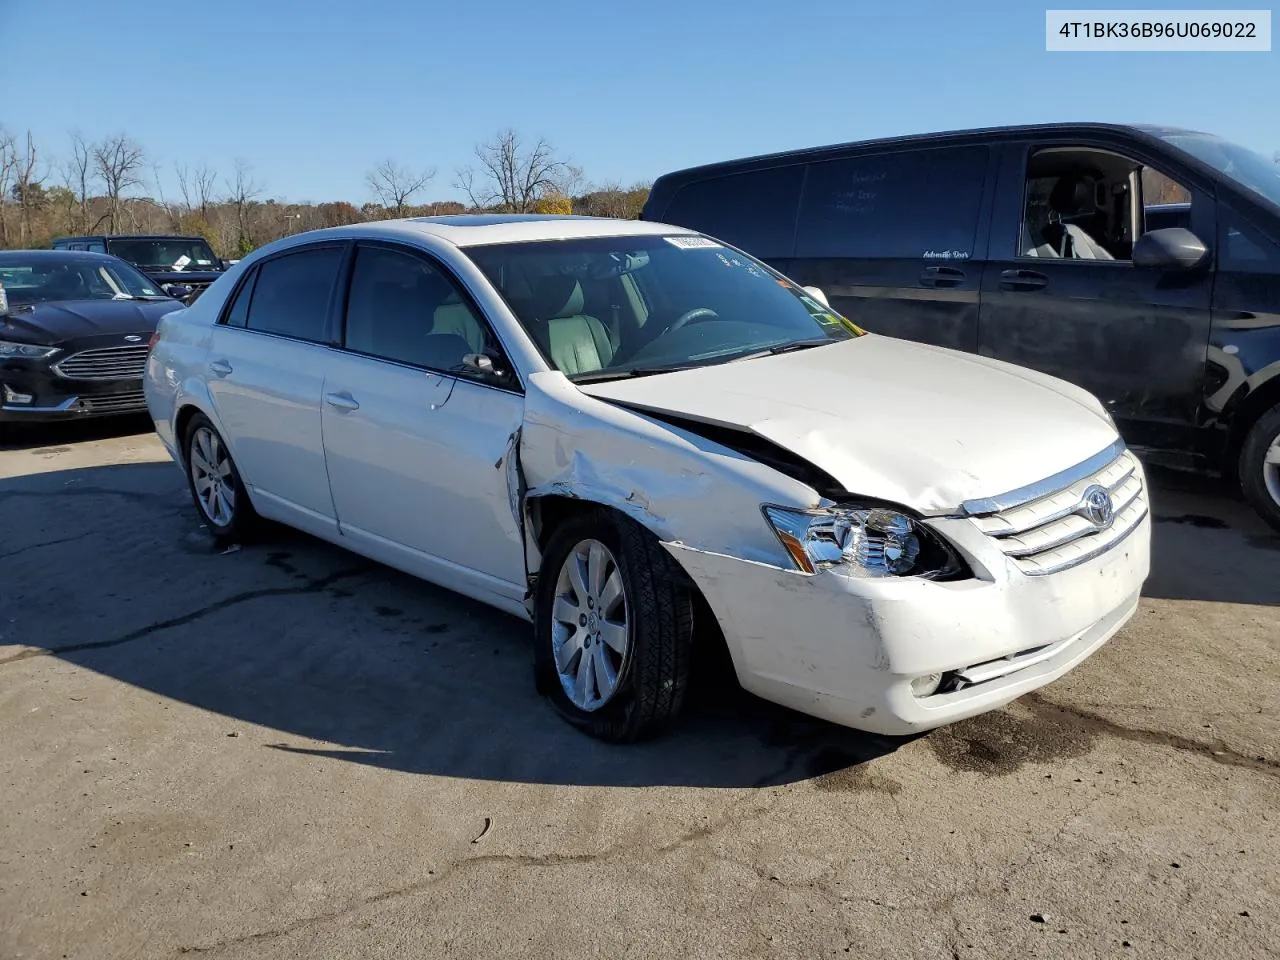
(968, 446, 1148, 577)
(79, 391, 147, 413)
(53, 344, 150, 381)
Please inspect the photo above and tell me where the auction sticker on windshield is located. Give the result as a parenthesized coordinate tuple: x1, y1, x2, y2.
(663, 236, 722, 249)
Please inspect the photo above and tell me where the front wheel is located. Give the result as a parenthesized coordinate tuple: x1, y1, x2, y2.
(1239, 403, 1280, 534)
(533, 508, 695, 742)
(183, 412, 259, 544)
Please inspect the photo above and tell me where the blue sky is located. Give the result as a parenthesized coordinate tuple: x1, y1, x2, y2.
(1, 0, 1275, 205)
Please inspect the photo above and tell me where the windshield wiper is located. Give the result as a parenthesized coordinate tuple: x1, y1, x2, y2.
(570, 364, 699, 383)
(111, 293, 138, 300)
(768, 337, 838, 355)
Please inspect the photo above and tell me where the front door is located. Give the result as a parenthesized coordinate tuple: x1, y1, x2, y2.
(978, 140, 1215, 459)
(319, 242, 527, 610)
(206, 242, 347, 532)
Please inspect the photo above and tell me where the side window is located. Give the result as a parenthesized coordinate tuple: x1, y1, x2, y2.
(343, 244, 494, 373)
(86, 241, 107, 254)
(1219, 207, 1280, 274)
(795, 146, 989, 260)
(662, 165, 805, 258)
(222, 268, 258, 328)
(1018, 148, 1190, 262)
(244, 246, 343, 342)
(69, 243, 87, 251)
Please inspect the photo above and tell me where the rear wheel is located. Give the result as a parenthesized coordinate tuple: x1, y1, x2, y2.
(533, 508, 695, 742)
(1239, 403, 1280, 534)
(183, 412, 258, 544)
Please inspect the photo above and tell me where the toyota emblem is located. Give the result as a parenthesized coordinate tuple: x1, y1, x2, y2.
(124, 335, 143, 343)
(1080, 484, 1114, 528)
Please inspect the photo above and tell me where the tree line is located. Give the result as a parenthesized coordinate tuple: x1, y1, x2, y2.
(0, 125, 651, 256)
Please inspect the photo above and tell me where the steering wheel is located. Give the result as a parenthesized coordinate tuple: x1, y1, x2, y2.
(666, 307, 719, 335)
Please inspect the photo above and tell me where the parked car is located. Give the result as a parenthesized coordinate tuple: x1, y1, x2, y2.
(0, 250, 182, 431)
(145, 215, 1151, 742)
(642, 123, 1280, 532)
(52, 234, 230, 303)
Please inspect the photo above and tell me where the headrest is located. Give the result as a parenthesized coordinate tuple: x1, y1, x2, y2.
(1049, 176, 1097, 216)
(531, 276, 584, 320)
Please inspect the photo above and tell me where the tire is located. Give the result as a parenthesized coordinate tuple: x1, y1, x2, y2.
(182, 412, 259, 544)
(533, 508, 695, 743)
(1239, 403, 1280, 535)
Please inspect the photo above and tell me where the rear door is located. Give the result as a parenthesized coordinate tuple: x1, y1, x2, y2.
(788, 144, 995, 352)
(206, 242, 347, 535)
(978, 138, 1215, 458)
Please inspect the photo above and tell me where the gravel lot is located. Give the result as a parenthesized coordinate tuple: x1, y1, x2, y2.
(2, 416, 1277, 960)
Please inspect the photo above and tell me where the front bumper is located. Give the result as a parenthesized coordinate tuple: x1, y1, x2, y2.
(665, 508, 1151, 737)
(1, 361, 147, 422)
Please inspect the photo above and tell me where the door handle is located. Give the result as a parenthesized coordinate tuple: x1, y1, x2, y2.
(919, 265, 966, 288)
(208, 359, 233, 377)
(324, 391, 360, 412)
(999, 269, 1049, 291)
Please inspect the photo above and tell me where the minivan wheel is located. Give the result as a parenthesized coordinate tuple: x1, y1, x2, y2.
(1239, 403, 1280, 534)
(183, 412, 258, 544)
(533, 508, 694, 743)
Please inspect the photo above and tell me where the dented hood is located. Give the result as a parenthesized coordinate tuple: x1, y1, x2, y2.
(575, 335, 1119, 514)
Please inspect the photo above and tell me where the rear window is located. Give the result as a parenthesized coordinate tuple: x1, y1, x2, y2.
(243, 246, 343, 342)
(659, 165, 805, 258)
(795, 145, 989, 260)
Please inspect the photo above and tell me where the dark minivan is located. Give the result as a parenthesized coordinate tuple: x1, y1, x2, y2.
(643, 123, 1280, 531)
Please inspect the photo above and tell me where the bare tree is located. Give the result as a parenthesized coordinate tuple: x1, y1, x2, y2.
(62, 130, 96, 234)
(225, 159, 263, 253)
(91, 134, 147, 232)
(366, 159, 435, 217)
(0, 128, 16, 245)
(455, 129, 574, 213)
(176, 161, 219, 223)
(13, 131, 46, 245)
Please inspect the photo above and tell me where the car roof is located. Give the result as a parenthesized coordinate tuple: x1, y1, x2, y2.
(651, 122, 1207, 182)
(310, 214, 699, 248)
(56, 234, 211, 242)
(0, 249, 122, 263)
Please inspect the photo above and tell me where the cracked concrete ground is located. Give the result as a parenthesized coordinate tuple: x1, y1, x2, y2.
(1, 416, 1277, 960)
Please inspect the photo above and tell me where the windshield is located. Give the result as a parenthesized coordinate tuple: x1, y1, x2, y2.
(108, 237, 221, 271)
(1157, 131, 1280, 209)
(0, 256, 167, 306)
(465, 234, 863, 381)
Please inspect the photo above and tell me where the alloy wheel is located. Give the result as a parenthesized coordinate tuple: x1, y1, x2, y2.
(550, 538, 630, 711)
(1264, 432, 1280, 509)
(189, 426, 236, 527)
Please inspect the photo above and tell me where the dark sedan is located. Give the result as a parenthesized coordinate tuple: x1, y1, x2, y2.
(0, 250, 182, 429)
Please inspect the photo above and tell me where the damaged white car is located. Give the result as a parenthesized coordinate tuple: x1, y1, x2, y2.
(144, 215, 1151, 742)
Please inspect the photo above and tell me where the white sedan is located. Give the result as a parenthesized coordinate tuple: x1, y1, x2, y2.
(144, 215, 1151, 742)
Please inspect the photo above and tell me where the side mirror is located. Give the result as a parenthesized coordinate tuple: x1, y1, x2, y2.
(801, 285, 830, 308)
(461, 350, 511, 383)
(163, 283, 194, 300)
(1132, 227, 1208, 271)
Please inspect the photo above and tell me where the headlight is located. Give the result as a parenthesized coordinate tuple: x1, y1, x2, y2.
(763, 503, 966, 579)
(0, 339, 59, 360)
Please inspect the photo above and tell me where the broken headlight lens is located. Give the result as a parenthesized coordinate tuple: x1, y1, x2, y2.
(763, 504, 965, 579)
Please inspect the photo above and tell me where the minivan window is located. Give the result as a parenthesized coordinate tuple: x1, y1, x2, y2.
(244, 246, 343, 342)
(660, 165, 805, 258)
(1219, 207, 1280, 273)
(343, 244, 490, 370)
(795, 146, 989, 260)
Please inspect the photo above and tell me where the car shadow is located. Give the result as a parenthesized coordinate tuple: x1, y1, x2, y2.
(1, 459, 905, 789)
(1142, 465, 1280, 606)
(2, 457, 1273, 789)
(0, 413, 155, 452)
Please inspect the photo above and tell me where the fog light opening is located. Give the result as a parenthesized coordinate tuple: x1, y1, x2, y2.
(2, 384, 33, 404)
(910, 673, 943, 698)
